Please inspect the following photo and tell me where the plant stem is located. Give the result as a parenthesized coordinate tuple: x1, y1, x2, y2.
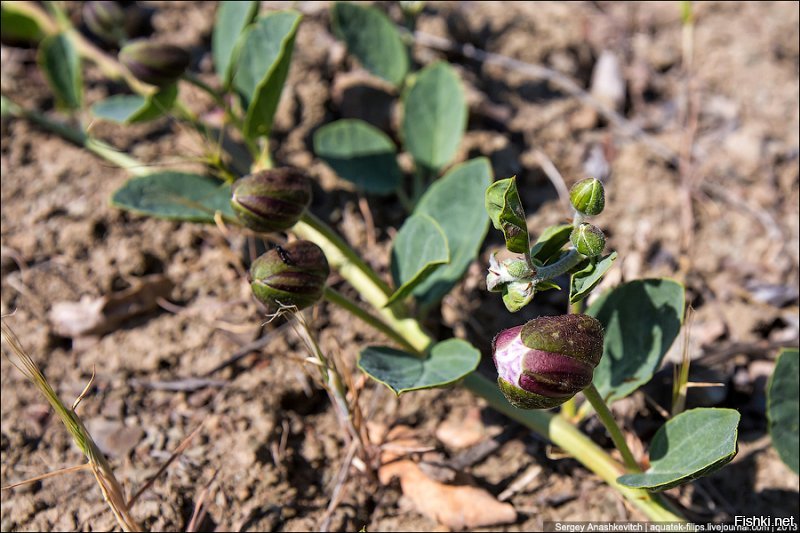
(181, 73, 226, 108)
(582, 384, 642, 473)
(535, 249, 584, 281)
(323, 287, 417, 352)
(560, 300, 585, 419)
(3, 98, 147, 175)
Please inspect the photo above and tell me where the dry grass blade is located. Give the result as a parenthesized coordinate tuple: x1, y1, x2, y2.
(671, 307, 694, 416)
(126, 422, 205, 508)
(1, 320, 142, 532)
(2, 463, 91, 490)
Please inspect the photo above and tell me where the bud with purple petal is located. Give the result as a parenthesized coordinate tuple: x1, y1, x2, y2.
(118, 39, 190, 87)
(250, 240, 330, 312)
(492, 314, 604, 409)
(231, 168, 312, 233)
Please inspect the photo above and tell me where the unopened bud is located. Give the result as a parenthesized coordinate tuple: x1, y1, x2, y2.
(571, 223, 606, 257)
(119, 40, 190, 87)
(231, 168, 312, 233)
(250, 241, 329, 312)
(569, 178, 605, 216)
(493, 314, 604, 409)
(83, 1, 126, 45)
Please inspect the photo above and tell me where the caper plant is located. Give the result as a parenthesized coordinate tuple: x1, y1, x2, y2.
(4, 1, 798, 526)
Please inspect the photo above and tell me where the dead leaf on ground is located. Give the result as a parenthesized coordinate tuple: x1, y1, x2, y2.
(48, 275, 173, 337)
(376, 424, 517, 530)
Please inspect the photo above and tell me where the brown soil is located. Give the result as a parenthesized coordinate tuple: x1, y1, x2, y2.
(2, 1, 798, 531)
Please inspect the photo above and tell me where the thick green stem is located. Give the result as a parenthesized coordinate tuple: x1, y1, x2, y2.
(535, 249, 584, 281)
(582, 384, 642, 473)
(294, 214, 431, 354)
(323, 287, 417, 353)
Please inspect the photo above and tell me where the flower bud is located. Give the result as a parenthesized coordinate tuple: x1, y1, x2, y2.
(83, 1, 126, 45)
(119, 40, 190, 87)
(569, 178, 605, 216)
(570, 223, 606, 257)
(493, 314, 604, 409)
(231, 168, 312, 233)
(250, 241, 329, 312)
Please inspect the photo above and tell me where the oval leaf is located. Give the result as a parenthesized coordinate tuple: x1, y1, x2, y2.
(530, 224, 573, 264)
(618, 408, 740, 491)
(234, 10, 302, 141)
(1, 2, 45, 44)
(213, 1, 259, 85)
(314, 119, 401, 194)
(331, 2, 408, 87)
(91, 85, 178, 124)
(485, 177, 529, 254)
(767, 348, 799, 474)
(39, 33, 82, 110)
(570, 251, 618, 304)
(111, 172, 235, 223)
(588, 279, 684, 403)
(388, 214, 449, 306)
(402, 62, 467, 173)
(358, 339, 480, 395)
(412, 158, 493, 309)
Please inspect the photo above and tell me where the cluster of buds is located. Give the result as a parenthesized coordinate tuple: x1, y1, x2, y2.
(485, 177, 611, 408)
(569, 178, 606, 257)
(493, 314, 604, 409)
(231, 168, 328, 313)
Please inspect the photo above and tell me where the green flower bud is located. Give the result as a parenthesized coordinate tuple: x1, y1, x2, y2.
(569, 178, 605, 216)
(83, 1, 126, 45)
(119, 40, 190, 87)
(493, 314, 604, 409)
(570, 223, 606, 257)
(250, 241, 330, 312)
(231, 168, 312, 233)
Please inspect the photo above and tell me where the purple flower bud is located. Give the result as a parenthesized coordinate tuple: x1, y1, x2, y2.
(231, 168, 312, 233)
(250, 240, 330, 312)
(493, 314, 604, 409)
(119, 39, 190, 87)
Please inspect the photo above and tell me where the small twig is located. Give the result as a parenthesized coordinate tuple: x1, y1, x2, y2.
(126, 423, 204, 508)
(2, 463, 92, 491)
(186, 468, 220, 533)
(202, 326, 288, 377)
(319, 440, 359, 532)
(358, 196, 377, 250)
(128, 377, 227, 392)
(498, 464, 542, 501)
(533, 149, 571, 210)
(411, 30, 679, 166)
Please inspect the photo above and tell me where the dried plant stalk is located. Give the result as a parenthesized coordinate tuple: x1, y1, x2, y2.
(1, 321, 142, 532)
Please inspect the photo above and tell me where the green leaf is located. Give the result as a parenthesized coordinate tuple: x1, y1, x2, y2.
(618, 408, 740, 491)
(588, 279, 684, 403)
(485, 177, 529, 254)
(91, 85, 178, 124)
(530, 224, 573, 264)
(331, 2, 408, 87)
(313, 119, 401, 195)
(234, 10, 302, 141)
(767, 348, 799, 474)
(1, 2, 45, 43)
(213, 1, 259, 85)
(402, 62, 467, 173)
(570, 251, 618, 304)
(358, 339, 480, 395)
(39, 33, 82, 110)
(111, 172, 235, 223)
(412, 158, 493, 308)
(388, 214, 449, 306)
